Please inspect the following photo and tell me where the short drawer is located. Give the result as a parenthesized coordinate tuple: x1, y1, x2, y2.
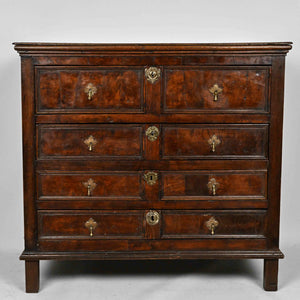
(162, 124, 268, 159)
(38, 210, 145, 239)
(36, 67, 144, 113)
(161, 210, 266, 238)
(164, 67, 269, 113)
(37, 124, 143, 159)
(161, 171, 267, 201)
(37, 172, 145, 201)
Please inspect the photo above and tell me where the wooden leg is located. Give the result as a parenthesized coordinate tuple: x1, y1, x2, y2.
(25, 261, 40, 293)
(264, 259, 278, 291)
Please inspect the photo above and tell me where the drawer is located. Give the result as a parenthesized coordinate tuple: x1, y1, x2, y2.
(37, 172, 145, 201)
(162, 124, 268, 159)
(38, 210, 145, 239)
(37, 124, 143, 159)
(38, 210, 266, 252)
(161, 210, 266, 238)
(36, 67, 144, 113)
(164, 67, 269, 113)
(161, 171, 267, 201)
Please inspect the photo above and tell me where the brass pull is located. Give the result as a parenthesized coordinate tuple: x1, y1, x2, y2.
(144, 171, 158, 186)
(84, 135, 97, 152)
(145, 67, 161, 84)
(205, 217, 219, 235)
(207, 178, 219, 196)
(146, 210, 160, 226)
(85, 218, 97, 237)
(146, 126, 160, 141)
(209, 84, 222, 101)
(84, 83, 97, 101)
(83, 178, 97, 196)
(208, 135, 220, 153)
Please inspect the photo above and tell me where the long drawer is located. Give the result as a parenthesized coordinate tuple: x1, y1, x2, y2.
(37, 124, 268, 160)
(37, 210, 267, 251)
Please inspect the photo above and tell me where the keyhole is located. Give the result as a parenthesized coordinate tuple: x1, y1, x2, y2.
(149, 175, 153, 181)
(151, 215, 155, 221)
(150, 71, 156, 78)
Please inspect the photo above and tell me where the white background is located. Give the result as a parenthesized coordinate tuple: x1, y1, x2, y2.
(0, 0, 299, 299)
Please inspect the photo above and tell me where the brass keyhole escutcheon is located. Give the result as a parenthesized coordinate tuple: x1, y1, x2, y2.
(145, 67, 161, 84)
(205, 217, 219, 235)
(144, 171, 158, 186)
(84, 83, 97, 101)
(146, 126, 160, 142)
(208, 135, 221, 153)
(146, 210, 160, 226)
(209, 84, 223, 101)
(84, 135, 97, 152)
(85, 218, 97, 237)
(207, 178, 219, 196)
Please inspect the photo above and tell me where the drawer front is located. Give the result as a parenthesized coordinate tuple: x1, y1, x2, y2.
(164, 67, 269, 112)
(162, 211, 266, 238)
(37, 172, 145, 201)
(37, 68, 144, 113)
(162, 171, 267, 201)
(162, 125, 268, 159)
(38, 211, 145, 239)
(38, 210, 266, 252)
(38, 125, 143, 159)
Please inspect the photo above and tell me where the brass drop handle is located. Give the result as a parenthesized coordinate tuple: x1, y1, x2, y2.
(83, 178, 97, 196)
(84, 135, 97, 152)
(85, 218, 97, 237)
(205, 217, 219, 235)
(207, 178, 219, 196)
(209, 84, 222, 101)
(84, 83, 97, 101)
(208, 135, 221, 153)
(146, 210, 160, 225)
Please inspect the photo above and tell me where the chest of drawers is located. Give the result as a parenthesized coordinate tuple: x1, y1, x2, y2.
(14, 42, 292, 292)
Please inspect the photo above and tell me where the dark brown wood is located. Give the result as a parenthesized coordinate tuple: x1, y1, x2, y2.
(25, 261, 39, 293)
(264, 259, 279, 291)
(20, 250, 284, 261)
(162, 125, 268, 159)
(15, 42, 291, 292)
(37, 67, 144, 113)
(164, 67, 269, 113)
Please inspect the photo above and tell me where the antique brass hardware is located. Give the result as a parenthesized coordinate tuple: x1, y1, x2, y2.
(205, 217, 219, 235)
(84, 135, 97, 151)
(146, 126, 160, 141)
(83, 178, 97, 196)
(209, 84, 223, 101)
(85, 218, 97, 237)
(207, 178, 219, 196)
(208, 135, 221, 152)
(146, 210, 160, 226)
(145, 67, 161, 84)
(84, 83, 97, 100)
(144, 171, 158, 186)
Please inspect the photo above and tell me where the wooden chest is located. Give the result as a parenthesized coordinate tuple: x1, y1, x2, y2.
(14, 42, 292, 292)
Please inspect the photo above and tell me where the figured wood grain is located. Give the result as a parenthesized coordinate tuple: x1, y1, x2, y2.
(37, 68, 144, 112)
(164, 68, 269, 112)
(162, 125, 268, 159)
(38, 124, 143, 159)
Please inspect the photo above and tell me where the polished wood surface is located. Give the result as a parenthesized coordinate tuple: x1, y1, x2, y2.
(14, 42, 291, 292)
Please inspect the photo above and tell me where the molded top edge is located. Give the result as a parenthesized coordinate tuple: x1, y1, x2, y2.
(13, 42, 293, 54)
